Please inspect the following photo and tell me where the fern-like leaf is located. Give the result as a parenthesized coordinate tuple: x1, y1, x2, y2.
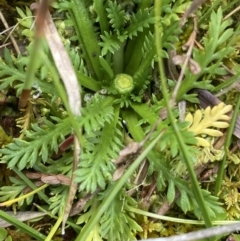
(0, 48, 25, 90)
(0, 118, 71, 170)
(75, 106, 123, 193)
(141, 32, 154, 58)
(0, 47, 59, 97)
(161, 19, 180, 50)
(76, 198, 103, 240)
(47, 186, 69, 216)
(81, 95, 114, 133)
(174, 180, 224, 218)
(151, 149, 224, 219)
(158, 121, 197, 158)
(0, 94, 114, 170)
(141, 18, 179, 59)
(177, 7, 234, 101)
(185, 103, 232, 146)
(106, 1, 126, 30)
(100, 193, 142, 241)
(16, 6, 34, 29)
(167, 179, 176, 204)
(176, 189, 191, 214)
(99, 31, 120, 56)
(192, 189, 224, 219)
(126, 9, 155, 39)
(0, 177, 29, 207)
(66, 44, 88, 75)
(85, 225, 103, 241)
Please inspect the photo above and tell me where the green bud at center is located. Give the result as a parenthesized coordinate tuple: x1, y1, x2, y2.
(114, 74, 134, 94)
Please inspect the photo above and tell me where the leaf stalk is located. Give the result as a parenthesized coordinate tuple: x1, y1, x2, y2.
(154, 0, 212, 229)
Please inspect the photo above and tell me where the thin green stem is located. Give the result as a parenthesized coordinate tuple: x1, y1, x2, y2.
(22, 40, 41, 90)
(214, 95, 240, 195)
(40, 53, 83, 144)
(93, 0, 109, 34)
(113, 41, 126, 74)
(68, 10, 93, 73)
(154, 0, 212, 229)
(0, 210, 47, 241)
(18, 38, 42, 109)
(19, 0, 49, 108)
(76, 131, 165, 241)
(13, 167, 50, 205)
(222, 0, 240, 14)
(45, 212, 64, 241)
(34, 203, 81, 231)
(0, 184, 48, 207)
(128, 207, 240, 226)
(213, 73, 240, 93)
(99, 56, 114, 80)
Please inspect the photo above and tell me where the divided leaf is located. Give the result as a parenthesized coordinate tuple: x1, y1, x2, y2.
(0, 177, 30, 207)
(0, 118, 71, 170)
(99, 31, 120, 56)
(177, 7, 235, 101)
(75, 106, 123, 193)
(0, 48, 25, 90)
(106, 1, 126, 30)
(167, 180, 175, 204)
(81, 94, 114, 133)
(177, 190, 191, 214)
(0, 46, 59, 98)
(0, 94, 114, 171)
(100, 193, 142, 241)
(126, 9, 155, 39)
(48, 186, 68, 215)
(185, 103, 232, 146)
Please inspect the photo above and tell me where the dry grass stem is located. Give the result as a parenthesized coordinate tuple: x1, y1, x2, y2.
(0, 11, 20, 54)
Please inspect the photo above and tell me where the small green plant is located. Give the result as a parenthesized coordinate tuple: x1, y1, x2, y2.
(0, 0, 239, 240)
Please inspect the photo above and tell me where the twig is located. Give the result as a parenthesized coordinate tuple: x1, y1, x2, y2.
(168, 16, 199, 121)
(171, 16, 198, 102)
(223, 4, 240, 20)
(0, 42, 11, 49)
(169, 17, 198, 121)
(0, 11, 21, 54)
(137, 222, 240, 241)
(180, 0, 207, 27)
(61, 135, 80, 233)
(70, 188, 100, 216)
